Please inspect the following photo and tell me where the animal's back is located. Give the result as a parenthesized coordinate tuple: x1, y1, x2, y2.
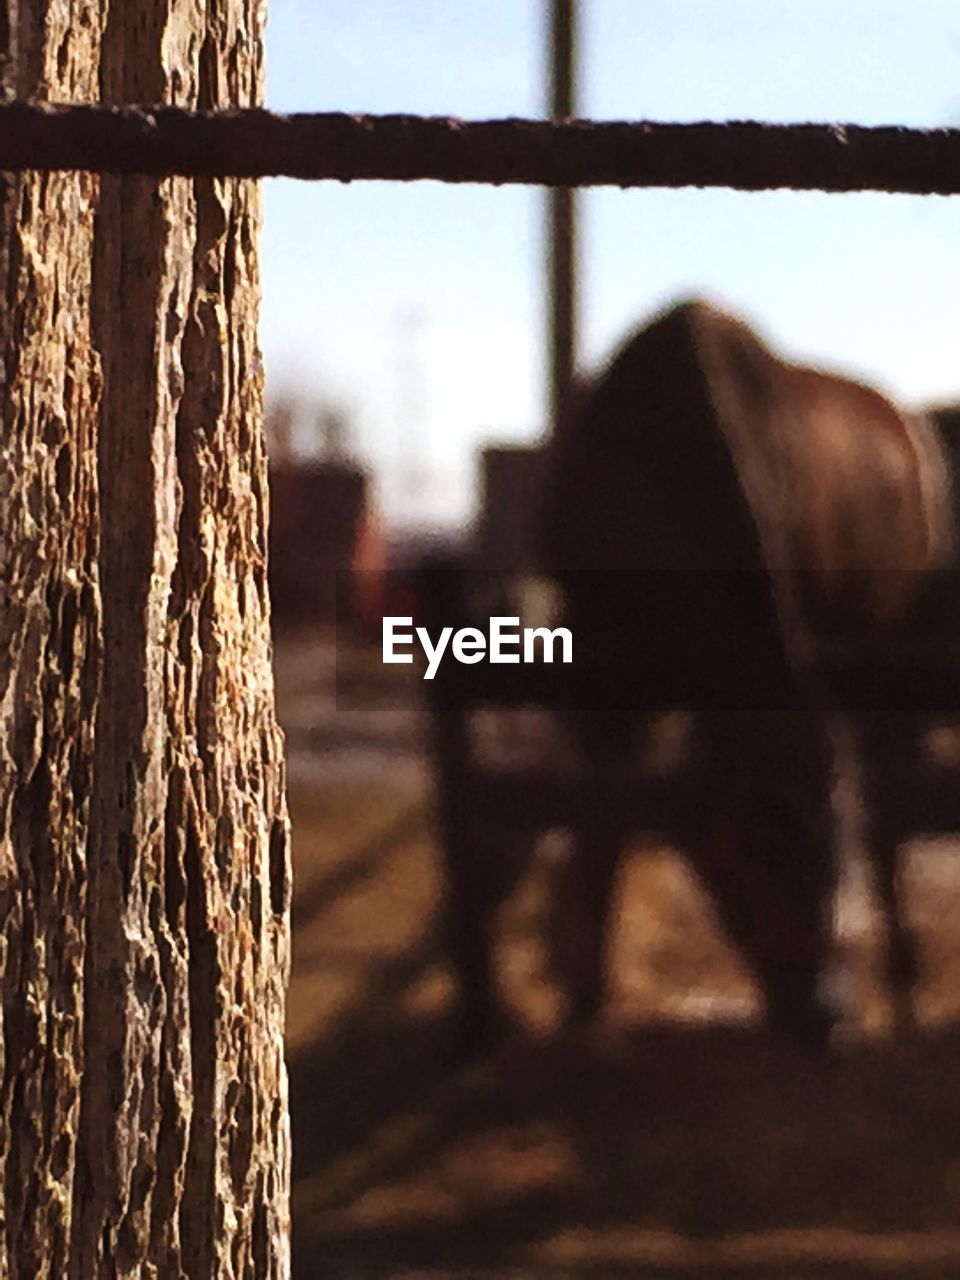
(543, 298, 955, 682)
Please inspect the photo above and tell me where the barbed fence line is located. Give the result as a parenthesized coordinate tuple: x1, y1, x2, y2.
(2, 102, 960, 192)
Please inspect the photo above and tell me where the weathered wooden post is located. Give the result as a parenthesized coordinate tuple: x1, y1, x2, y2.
(1, 3, 291, 1275)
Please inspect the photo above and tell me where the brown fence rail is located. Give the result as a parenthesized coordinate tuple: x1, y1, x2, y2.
(3, 102, 960, 192)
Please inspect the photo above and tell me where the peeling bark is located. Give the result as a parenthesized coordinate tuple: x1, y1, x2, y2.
(1, 3, 290, 1277)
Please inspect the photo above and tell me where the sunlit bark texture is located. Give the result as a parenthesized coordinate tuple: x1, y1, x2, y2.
(0, 3, 291, 1276)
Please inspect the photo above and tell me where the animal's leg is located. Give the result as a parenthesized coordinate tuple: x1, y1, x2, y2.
(421, 561, 513, 1060)
(441, 822, 511, 1059)
(429, 708, 511, 1059)
(552, 714, 636, 1027)
(859, 714, 919, 1029)
(686, 805, 832, 1042)
(872, 824, 918, 1030)
(551, 817, 622, 1027)
(694, 712, 841, 1044)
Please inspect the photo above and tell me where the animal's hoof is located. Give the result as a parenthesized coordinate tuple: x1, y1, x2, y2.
(887, 933, 921, 1011)
(764, 976, 839, 1048)
(890, 991, 918, 1037)
(447, 1007, 511, 1067)
(768, 1002, 837, 1049)
(563, 991, 605, 1031)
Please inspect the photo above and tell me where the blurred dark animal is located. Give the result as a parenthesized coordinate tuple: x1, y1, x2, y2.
(538, 299, 957, 1041)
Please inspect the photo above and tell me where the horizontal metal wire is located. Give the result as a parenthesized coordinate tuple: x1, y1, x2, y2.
(2, 102, 960, 193)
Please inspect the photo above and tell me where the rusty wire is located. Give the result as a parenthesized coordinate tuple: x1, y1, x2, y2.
(2, 102, 960, 193)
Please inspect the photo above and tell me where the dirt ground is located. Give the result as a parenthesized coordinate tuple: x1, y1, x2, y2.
(277, 628, 960, 1279)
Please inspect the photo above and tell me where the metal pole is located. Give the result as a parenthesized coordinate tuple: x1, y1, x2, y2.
(547, 0, 578, 434)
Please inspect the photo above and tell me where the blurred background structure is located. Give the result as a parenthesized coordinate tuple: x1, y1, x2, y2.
(262, 4, 960, 1276)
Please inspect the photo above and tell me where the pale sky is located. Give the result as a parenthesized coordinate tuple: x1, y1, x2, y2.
(261, 1, 960, 528)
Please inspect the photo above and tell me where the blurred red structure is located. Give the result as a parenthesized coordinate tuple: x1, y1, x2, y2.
(269, 460, 380, 625)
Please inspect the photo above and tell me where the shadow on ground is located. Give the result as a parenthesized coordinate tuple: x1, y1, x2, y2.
(277, 634, 960, 1277)
(289, 928, 960, 1278)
